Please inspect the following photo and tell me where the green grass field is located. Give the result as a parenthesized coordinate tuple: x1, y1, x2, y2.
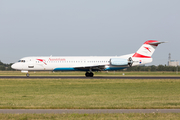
(0, 78, 180, 109)
(1, 74, 180, 120)
(0, 71, 180, 76)
(1, 113, 180, 120)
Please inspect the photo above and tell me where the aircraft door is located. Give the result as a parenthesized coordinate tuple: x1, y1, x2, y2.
(36, 58, 46, 70)
(28, 58, 35, 69)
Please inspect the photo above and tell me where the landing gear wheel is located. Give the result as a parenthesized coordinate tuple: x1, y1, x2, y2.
(89, 72, 94, 77)
(85, 72, 89, 77)
(85, 72, 94, 77)
(26, 73, 30, 77)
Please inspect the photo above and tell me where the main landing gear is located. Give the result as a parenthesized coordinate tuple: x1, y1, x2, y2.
(85, 72, 94, 77)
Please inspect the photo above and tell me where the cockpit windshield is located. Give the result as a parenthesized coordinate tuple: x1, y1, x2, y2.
(18, 60, 25, 62)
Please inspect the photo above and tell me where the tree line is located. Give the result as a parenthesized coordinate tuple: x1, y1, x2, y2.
(0, 60, 179, 71)
(0, 61, 14, 71)
(126, 65, 179, 72)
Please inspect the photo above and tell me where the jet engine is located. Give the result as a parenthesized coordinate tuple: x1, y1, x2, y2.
(110, 57, 133, 67)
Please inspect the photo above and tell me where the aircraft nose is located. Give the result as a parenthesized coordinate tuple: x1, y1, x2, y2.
(11, 63, 19, 70)
(11, 64, 16, 69)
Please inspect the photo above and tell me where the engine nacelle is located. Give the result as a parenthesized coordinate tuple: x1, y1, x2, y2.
(110, 58, 129, 66)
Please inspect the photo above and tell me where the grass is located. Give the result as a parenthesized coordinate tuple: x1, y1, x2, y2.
(0, 79, 180, 109)
(0, 113, 180, 120)
(0, 71, 180, 76)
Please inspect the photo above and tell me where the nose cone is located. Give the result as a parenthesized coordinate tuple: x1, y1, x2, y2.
(11, 64, 16, 70)
(11, 63, 20, 70)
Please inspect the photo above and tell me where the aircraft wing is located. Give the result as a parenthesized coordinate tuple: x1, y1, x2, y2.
(73, 64, 106, 71)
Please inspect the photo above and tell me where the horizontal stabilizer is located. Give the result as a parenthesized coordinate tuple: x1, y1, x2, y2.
(148, 41, 166, 45)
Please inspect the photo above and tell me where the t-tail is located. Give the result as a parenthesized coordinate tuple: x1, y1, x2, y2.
(131, 40, 165, 66)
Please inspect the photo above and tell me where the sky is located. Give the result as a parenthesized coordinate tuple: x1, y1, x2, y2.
(0, 0, 180, 65)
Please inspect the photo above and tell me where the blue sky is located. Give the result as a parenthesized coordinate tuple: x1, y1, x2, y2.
(0, 0, 180, 65)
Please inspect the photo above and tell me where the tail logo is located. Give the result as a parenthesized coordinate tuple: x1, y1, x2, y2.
(144, 47, 151, 52)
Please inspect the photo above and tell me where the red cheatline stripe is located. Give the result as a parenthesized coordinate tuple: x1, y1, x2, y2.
(132, 53, 151, 58)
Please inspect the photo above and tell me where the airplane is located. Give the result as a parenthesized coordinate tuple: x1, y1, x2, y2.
(11, 40, 165, 77)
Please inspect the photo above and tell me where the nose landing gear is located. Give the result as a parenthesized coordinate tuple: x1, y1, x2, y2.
(85, 72, 94, 77)
(26, 73, 30, 77)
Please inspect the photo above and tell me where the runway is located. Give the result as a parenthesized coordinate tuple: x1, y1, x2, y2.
(0, 76, 180, 79)
(1, 109, 180, 114)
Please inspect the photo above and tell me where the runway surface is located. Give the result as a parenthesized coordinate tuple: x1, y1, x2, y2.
(1, 109, 180, 114)
(0, 76, 180, 79)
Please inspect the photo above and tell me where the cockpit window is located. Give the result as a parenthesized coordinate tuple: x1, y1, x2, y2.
(18, 60, 25, 62)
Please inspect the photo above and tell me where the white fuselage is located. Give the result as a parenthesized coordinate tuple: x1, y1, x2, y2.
(12, 40, 164, 75)
(11, 54, 152, 72)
